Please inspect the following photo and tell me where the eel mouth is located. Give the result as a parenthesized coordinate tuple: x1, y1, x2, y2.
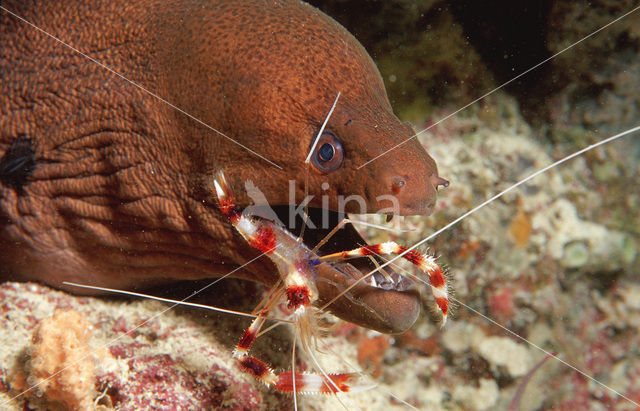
(271, 206, 421, 334)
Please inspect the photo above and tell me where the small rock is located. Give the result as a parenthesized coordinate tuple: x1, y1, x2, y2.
(442, 322, 480, 354)
(453, 378, 499, 410)
(621, 283, 640, 310)
(562, 241, 589, 268)
(475, 336, 532, 378)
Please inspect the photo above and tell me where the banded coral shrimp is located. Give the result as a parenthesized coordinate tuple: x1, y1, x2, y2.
(2, 1, 640, 410)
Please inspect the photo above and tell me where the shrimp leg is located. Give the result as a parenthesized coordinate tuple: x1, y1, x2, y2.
(320, 242, 450, 325)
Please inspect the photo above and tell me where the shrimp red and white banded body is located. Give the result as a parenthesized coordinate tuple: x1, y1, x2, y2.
(213, 171, 450, 394)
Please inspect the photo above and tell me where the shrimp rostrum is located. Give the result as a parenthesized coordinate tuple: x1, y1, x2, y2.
(214, 172, 450, 395)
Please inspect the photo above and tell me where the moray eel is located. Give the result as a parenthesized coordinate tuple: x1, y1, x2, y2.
(0, 0, 447, 333)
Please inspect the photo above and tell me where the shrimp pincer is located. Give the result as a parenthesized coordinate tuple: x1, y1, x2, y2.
(214, 171, 450, 394)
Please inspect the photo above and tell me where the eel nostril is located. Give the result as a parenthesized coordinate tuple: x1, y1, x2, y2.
(392, 177, 406, 194)
(431, 175, 449, 190)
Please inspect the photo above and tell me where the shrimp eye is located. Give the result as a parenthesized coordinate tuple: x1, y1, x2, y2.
(311, 131, 343, 173)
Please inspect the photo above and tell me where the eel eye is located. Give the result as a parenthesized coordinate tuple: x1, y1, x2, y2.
(311, 131, 343, 173)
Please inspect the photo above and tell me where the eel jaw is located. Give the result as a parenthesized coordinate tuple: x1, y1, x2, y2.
(272, 206, 421, 334)
(314, 263, 420, 334)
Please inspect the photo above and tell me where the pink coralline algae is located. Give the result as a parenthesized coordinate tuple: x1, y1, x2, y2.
(0, 282, 286, 410)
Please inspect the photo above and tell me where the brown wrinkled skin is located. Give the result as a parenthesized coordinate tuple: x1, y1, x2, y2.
(0, 0, 443, 332)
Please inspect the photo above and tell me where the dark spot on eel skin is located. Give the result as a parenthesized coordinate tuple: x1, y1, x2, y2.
(0, 0, 446, 333)
(0, 136, 35, 191)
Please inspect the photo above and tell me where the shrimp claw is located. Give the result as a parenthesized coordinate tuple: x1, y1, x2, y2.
(320, 242, 450, 326)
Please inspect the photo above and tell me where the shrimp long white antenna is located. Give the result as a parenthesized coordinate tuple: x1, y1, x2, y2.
(292, 325, 298, 411)
(312, 337, 414, 410)
(304, 348, 353, 411)
(299, 91, 342, 242)
(346, 217, 416, 233)
(311, 217, 414, 254)
(305, 91, 342, 164)
(62, 282, 294, 324)
(320, 125, 640, 312)
(2, 249, 276, 406)
(0, 5, 282, 170)
(357, 4, 640, 169)
(376, 252, 640, 408)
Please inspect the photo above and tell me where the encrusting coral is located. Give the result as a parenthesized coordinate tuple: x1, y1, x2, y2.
(12, 309, 106, 410)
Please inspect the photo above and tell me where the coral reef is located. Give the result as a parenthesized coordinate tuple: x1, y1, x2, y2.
(12, 309, 105, 410)
(351, 91, 639, 409)
(0, 282, 284, 410)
